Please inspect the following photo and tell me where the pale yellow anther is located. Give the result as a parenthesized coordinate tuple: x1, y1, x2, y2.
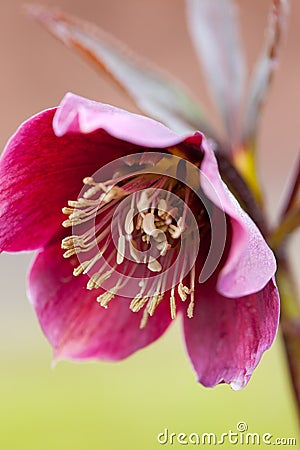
(169, 218, 184, 239)
(130, 295, 149, 313)
(69, 210, 85, 220)
(177, 216, 185, 231)
(178, 282, 189, 301)
(136, 215, 142, 230)
(63, 248, 78, 258)
(147, 293, 163, 316)
(137, 190, 150, 212)
(73, 261, 91, 277)
(153, 231, 169, 256)
(124, 208, 135, 235)
(160, 243, 171, 256)
(142, 213, 156, 235)
(87, 269, 113, 290)
(62, 219, 72, 228)
(83, 184, 103, 199)
(129, 242, 141, 263)
(81, 253, 104, 276)
(62, 207, 74, 215)
(68, 200, 80, 208)
(147, 257, 162, 273)
(170, 288, 176, 319)
(68, 198, 99, 208)
(97, 287, 118, 308)
(117, 234, 125, 265)
(187, 266, 195, 318)
(101, 186, 124, 204)
(153, 230, 165, 243)
(61, 236, 76, 249)
(129, 294, 142, 311)
(187, 291, 195, 318)
(83, 177, 96, 185)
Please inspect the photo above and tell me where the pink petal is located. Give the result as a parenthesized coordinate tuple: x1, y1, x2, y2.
(1, 92, 276, 302)
(53, 92, 187, 146)
(183, 278, 280, 389)
(186, 133, 277, 297)
(28, 241, 173, 361)
(0, 108, 147, 252)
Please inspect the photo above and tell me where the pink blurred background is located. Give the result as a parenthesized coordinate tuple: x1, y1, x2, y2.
(1, 0, 299, 211)
(1, 0, 299, 296)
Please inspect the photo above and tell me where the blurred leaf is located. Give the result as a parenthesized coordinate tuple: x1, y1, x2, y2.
(215, 152, 267, 235)
(270, 154, 300, 249)
(233, 145, 263, 205)
(277, 255, 300, 419)
(27, 5, 215, 136)
(280, 153, 300, 219)
(270, 201, 300, 250)
(234, 1, 289, 206)
(186, 0, 246, 150)
(242, 0, 289, 148)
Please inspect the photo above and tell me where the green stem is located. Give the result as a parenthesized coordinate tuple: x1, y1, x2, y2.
(276, 252, 300, 422)
(217, 150, 300, 423)
(280, 154, 300, 220)
(270, 206, 300, 250)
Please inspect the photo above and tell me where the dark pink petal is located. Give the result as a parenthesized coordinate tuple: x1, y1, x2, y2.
(183, 278, 280, 389)
(186, 133, 277, 297)
(28, 241, 173, 361)
(1, 92, 276, 301)
(0, 107, 159, 252)
(54, 92, 187, 147)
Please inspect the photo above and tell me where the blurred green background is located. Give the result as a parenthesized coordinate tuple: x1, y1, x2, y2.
(1, 0, 300, 449)
(0, 257, 298, 449)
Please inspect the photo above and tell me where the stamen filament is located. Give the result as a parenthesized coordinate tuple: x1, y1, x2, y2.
(62, 163, 203, 327)
(170, 287, 176, 319)
(187, 265, 196, 318)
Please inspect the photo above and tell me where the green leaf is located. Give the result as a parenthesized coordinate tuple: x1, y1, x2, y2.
(27, 5, 215, 136)
(280, 153, 300, 219)
(270, 154, 300, 249)
(186, 0, 246, 150)
(242, 0, 289, 148)
(277, 255, 300, 420)
(270, 203, 300, 250)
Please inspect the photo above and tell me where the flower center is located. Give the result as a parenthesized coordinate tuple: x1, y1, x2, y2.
(62, 153, 209, 327)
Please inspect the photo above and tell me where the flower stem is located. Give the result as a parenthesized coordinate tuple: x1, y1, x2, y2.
(277, 252, 300, 423)
(216, 151, 267, 235)
(269, 154, 300, 250)
(269, 206, 300, 250)
(216, 149, 300, 422)
(280, 154, 300, 220)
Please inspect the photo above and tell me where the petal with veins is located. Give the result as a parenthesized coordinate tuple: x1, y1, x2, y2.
(28, 241, 173, 361)
(183, 277, 279, 389)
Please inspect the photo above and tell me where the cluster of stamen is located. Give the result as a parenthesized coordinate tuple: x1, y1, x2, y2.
(62, 169, 199, 327)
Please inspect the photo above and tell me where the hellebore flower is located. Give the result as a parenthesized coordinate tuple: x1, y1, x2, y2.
(0, 93, 279, 389)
